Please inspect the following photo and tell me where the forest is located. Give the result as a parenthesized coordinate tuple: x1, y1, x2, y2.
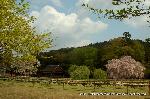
(37, 32, 150, 79)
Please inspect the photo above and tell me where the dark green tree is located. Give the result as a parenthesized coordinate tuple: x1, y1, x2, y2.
(145, 38, 150, 66)
(144, 38, 150, 78)
(123, 32, 131, 43)
(68, 47, 98, 66)
(100, 33, 145, 64)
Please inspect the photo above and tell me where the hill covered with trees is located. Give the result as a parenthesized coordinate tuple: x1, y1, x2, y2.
(37, 32, 150, 79)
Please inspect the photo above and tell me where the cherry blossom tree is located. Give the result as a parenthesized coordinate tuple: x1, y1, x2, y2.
(105, 56, 145, 79)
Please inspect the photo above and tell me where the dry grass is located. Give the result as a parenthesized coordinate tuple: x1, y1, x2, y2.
(0, 80, 150, 99)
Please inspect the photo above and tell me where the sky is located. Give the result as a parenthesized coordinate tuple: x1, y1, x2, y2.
(26, 0, 150, 50)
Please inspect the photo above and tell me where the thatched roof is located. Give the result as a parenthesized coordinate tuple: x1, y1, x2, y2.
(41, 65, 64, 74)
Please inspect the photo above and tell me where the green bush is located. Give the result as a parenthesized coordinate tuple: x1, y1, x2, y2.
(69, 65, 90, 80)
(68, 65, 78, 74)
(93, 69, 107, 79)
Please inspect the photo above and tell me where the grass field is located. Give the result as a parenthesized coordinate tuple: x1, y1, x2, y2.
(0, 80, 150, 99)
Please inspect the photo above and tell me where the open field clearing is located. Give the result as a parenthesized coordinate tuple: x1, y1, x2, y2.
(0, 79, 150, 99)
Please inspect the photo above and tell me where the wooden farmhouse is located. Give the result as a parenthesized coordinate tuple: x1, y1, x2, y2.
(38, 65, 65, 78)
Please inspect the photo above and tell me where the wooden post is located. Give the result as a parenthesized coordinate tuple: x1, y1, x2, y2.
(63, 81, 64, 90)
(3, 68, 6, 77)
(32, 80, 35, 87)
(63, 74, 64, 90)
(148, 81, 150, 95)
(94, 81, 95, 92)
(126, 84, 128, 94)
(48, 80, 51, 88)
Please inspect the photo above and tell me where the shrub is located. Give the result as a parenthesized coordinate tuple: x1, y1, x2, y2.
(68, 65, 78, 74)
(69, 65, 90, 80)
(93, 69, 107, 79)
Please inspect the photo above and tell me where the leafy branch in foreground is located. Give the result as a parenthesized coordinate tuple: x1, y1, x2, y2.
(82, 0, 150, 23)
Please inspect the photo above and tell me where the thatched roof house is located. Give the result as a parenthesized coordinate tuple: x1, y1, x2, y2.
(38, 65, 65, 78)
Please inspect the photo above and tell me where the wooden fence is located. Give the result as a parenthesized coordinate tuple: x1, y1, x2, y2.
(0, 77, 149, 95)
